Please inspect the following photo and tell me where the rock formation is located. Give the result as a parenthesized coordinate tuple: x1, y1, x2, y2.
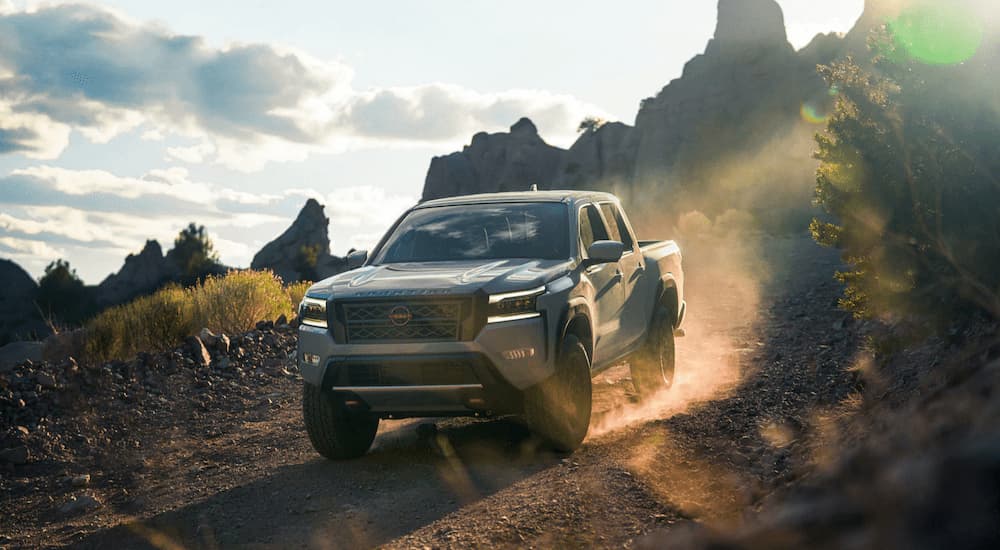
(250, 199, 346, 283)
(0, 259, 48, 346)
(422, 118, 566, 200)
(94, 240, 180, 307)
(421, 0, 865, 228)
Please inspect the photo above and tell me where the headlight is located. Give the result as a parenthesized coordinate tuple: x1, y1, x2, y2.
(299, 296, 328, 328)
(487, 286, 545, 323)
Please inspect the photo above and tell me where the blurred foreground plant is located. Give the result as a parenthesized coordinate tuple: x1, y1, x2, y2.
(811, 25, 1000, 327)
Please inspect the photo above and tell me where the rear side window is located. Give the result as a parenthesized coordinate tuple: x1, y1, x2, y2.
(579, 204, 609, 255)
(599, 203, 635, 250)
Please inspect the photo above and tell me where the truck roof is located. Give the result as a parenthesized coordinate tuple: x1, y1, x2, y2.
(416, 190, 620, 209)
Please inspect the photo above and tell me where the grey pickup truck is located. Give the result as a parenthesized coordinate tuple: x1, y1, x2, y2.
(297, 190, 685, 458)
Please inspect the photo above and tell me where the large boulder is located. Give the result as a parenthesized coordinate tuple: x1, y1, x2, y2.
(251, 199, 346, 283)
(0, 259, 48, 346)
(95, 240, 180, 307)
(422, 118, 566, 201)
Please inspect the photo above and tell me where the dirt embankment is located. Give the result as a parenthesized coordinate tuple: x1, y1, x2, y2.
(0, 233, 901, 549)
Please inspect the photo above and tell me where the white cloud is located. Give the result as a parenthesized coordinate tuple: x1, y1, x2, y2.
(0, 235, 64, 259)
(0, 164, 415, 281)
(7, 164, 286, 207)
(0, 3, 608, 170)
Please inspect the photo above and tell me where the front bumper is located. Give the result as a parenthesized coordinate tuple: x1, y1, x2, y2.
(297, 315, 554, 416)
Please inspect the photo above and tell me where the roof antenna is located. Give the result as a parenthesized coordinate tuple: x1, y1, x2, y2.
(529, 184, 538, 191)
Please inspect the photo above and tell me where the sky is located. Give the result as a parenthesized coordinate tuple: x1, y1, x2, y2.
(0, 0, 864, 284)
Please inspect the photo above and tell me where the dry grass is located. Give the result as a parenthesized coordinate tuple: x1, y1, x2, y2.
(285, 281, 312, 312)
(85, 270, 301, 363)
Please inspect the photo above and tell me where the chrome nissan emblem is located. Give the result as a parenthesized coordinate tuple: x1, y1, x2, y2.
(388, 305, 412, 326)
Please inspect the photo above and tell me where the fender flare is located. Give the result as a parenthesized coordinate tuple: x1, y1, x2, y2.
(558, 297, 594, 361)
(654, 276, 681, 328)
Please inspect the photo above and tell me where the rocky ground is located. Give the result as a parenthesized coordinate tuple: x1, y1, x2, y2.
(1, 233, 994, 549)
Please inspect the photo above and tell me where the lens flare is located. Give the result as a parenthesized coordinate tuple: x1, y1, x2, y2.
(888, 3, 984, 65)
(800, 102, 829, 125)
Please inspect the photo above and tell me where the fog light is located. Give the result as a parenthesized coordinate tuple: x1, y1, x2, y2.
(501, 347, 536, 360)
(302, 353, 321, 366)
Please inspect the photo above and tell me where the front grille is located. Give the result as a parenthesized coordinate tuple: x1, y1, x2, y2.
(341, 300, 466, 343)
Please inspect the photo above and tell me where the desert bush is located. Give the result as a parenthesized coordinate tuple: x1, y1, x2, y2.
(85, 284, 194, 362)
(286, 281, 312, 312)
(812, 25, 1000, 325)
(85, 270, 300, 362)
(193, 270, 294, 335)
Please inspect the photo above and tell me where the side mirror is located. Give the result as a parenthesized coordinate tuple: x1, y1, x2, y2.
(346, 249, 368, 269)
(583, 240, 624, 268)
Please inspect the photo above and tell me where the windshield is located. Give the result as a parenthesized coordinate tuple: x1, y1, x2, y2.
(374, 202, 570, 263)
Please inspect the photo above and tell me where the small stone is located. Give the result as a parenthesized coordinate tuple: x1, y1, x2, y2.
(276, 314, 288, 326)
(71, 474, 91, 487)
(59, 494, 101, 515)
(185, 336, 211, 368)
(199, 328, 220, 347)
(36, 371, 58, 389)
(216, 334, 231, 355)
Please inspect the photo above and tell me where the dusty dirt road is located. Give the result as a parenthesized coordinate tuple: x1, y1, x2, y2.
(6, 234, 861, 548)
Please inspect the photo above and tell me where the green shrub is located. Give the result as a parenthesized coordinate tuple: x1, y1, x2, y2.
(85, 284, 194, 362)
(193, 270, 294, 336)
(812, 26, 1000, 325)
(85, 270, 300, 363)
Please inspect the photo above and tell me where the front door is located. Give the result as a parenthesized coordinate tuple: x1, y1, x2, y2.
(579, 204, 625, 366)
(599, 202, 647, 352)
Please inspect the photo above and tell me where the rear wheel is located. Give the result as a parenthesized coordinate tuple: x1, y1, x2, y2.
(524, 334, 592, 452)
(631, 305, 676, 398)
(302, 383, 379, 460)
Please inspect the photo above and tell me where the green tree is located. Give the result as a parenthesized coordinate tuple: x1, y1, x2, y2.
(169, 223, 221, 279)
(295, 243, 321, 282)
(36, 259, 95, 325)
(577, 116, 606, 133)
(811, 29, 1000, 325)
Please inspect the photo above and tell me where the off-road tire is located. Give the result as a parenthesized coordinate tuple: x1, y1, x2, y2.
(302, 383, 379, 460)
(524, 334, 592, 452)
(631, 305, 676, 398)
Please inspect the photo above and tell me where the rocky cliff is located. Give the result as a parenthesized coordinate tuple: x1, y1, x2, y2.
(94, 240, 180, 308)
(421, 0, 875, 227)
(422, 118, 566, 200)
(250, 199, 346, 283)
(0, 259, 48, 345)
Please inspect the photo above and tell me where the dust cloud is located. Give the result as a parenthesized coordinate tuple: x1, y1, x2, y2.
(588, 223, 768, 439)
(586, 120, 819, 438)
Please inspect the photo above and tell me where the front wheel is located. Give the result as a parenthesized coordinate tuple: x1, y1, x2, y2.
(302, 383, 379, 460)
(631, 306, 676, 398)
(524, 334, 593, 452)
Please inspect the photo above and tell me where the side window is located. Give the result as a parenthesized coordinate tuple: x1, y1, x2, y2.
(579, 204, 609, 255)
(600, 203, 635, 250)
(599, 203, 623, 243)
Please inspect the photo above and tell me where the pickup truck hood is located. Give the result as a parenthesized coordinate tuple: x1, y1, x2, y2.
(307, 259, 574, 300)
